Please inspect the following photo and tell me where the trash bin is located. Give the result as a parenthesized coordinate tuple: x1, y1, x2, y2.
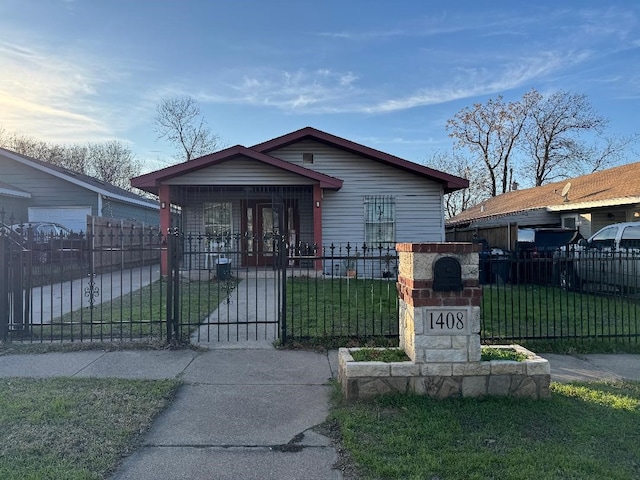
(216, 258, 232, 280)
(492, 256, 510, 285)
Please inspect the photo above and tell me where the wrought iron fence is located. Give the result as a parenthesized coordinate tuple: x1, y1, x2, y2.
(3, 217, 638, 348)
(480, 247, 640, 345)
(0, 221, 163, 343)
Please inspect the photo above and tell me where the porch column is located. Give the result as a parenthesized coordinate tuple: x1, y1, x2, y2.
(313, 184, 323, 270)
(159, 184, 171, 275)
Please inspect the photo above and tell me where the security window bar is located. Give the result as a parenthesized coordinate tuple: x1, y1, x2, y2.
(364, 195, 395, 245)
(204, 202, 232, 239)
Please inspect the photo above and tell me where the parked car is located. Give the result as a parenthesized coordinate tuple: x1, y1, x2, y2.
(554, 222, 640, 292)
(513, 228, 582, 284)
(10, 222, 85, 264)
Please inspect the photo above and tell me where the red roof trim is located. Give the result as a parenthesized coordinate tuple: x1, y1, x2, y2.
(252, 127, 468, 193)
(131, 145, 343, 194)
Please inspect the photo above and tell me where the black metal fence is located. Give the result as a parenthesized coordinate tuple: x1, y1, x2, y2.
(0, 221, 163, 343)
(2, 219, 639, 348)
(481, 247, 640, 345)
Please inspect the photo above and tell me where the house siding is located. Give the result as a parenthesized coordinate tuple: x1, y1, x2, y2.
(267, 140, 445, 245)
(0, 154, 98, 215)
(0, 196, 29, 222)
(165, 157, 316, 186)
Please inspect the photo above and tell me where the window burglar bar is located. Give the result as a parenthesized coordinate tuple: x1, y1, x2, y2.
(364, 195, 395, 245)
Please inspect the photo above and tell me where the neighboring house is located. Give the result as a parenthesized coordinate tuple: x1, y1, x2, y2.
(131, 127, 468, 273)
(447, 161, 640, 242)
(0, 147, 159, 232)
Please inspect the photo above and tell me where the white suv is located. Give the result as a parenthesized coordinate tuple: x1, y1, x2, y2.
(556, 222, 640, 292)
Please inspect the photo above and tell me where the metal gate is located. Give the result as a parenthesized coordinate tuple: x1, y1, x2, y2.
(165, 227, 289, 345)
(0, 231, 31, 341)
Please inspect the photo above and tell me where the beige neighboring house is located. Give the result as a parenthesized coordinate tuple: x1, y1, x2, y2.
(447, 161, 640, 240)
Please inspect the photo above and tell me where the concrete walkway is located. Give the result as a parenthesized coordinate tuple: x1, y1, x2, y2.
(190, 277, 280, 348)
(28, 264, 161, 324)
(0, 347, 341, 480)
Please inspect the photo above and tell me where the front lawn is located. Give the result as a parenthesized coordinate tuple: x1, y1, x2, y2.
(331, 381, 640, 479)
(0, 377, 180, 480)
(482, 284, 640, 353)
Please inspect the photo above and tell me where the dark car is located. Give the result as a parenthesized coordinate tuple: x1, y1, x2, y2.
(513, 228, 583, 284)
(10, 222, 85, 264)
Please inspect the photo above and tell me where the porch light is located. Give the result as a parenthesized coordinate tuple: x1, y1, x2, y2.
(161, 202, 166, 209)
(316, 201, 320, 208)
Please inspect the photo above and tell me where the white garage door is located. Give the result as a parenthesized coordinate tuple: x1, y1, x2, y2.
(28, 206, 92, 233)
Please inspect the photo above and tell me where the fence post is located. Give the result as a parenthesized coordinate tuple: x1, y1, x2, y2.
(0, 234, 7, 341)
(279, 232, 287, 345)
(165, 228, 180, 344)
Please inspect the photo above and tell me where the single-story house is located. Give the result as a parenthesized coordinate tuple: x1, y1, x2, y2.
(131, 126, 468, 273)
(446, 161, 640, 245)
(0, 147, 159, 232)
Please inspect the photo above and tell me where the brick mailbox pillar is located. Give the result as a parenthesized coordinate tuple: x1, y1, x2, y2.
(396, 243, 482, 364)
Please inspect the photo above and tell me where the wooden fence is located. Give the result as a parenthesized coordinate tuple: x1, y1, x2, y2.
(446, 223, 519, 251)
(86, 216, 161, 271)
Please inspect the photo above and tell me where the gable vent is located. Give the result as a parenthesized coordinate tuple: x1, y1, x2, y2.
(302, 153, 314, 164)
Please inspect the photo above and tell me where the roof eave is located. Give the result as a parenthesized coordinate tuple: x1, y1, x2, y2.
(546, 197, 640, 212)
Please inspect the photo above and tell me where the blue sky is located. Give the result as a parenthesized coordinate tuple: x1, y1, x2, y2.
(0, 0, 639, 173)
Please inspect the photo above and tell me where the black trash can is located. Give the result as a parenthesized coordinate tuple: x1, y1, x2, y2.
(216, 258, 232, 280)
(492, 256, 510, 284)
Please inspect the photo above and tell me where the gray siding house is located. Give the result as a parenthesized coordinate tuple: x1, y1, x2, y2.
(131, 127, 468, 273)
(0, 147, 159, 232)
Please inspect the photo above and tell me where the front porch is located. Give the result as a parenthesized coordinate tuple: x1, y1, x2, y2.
(160, 185, 322, 273)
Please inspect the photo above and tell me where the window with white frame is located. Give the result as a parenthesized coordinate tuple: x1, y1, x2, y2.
(203, 202, 232, 238)
(364, 195, 395, 245)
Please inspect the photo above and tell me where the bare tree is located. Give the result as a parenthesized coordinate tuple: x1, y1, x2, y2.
(86, 141, 141, 190)
(522, 89, 609, 185)
(447, 96, 527, 196)
(155, 96, 221, 162)
(427, 152, 488, 218)
(0, 126, 141, 191)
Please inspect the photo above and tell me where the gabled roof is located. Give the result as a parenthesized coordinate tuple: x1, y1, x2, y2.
(0, 147, 158, 210)
(131, 127, 468, 195)
(447, 161, 640, 226)
(131, 144, 344, 195)
(252, 127, 468, 194)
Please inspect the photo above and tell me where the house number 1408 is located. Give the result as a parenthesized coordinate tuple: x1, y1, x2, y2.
(429, 311, 465, 330)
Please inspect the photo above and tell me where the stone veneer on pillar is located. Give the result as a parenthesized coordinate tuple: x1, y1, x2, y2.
(396, 242, 482, 364)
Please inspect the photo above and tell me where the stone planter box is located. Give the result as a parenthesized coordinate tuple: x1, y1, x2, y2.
(338, 345, 550, 402)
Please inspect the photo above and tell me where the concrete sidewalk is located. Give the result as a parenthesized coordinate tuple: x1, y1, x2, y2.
(0, 347, 341, 480)
(1, 348, 639, 480)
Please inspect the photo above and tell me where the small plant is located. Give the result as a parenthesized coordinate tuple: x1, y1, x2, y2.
(481, 347, 528, 362)
(351, 348, 410, 362)
(343, 252, 361, 276)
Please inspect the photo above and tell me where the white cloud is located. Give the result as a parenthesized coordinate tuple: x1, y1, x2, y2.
(0, 40, 117, 143)
(193, 48, 588, 116)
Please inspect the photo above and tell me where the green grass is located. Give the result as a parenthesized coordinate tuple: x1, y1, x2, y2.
(482, 284, 640, 353)
(30, 279, 236, 342)
(350, 347, 410, 362)
(480, 346, 528, 362)
(331, 381, 640, 480)
(285, 277, 399, 341)
(0, 377, 180, 480)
